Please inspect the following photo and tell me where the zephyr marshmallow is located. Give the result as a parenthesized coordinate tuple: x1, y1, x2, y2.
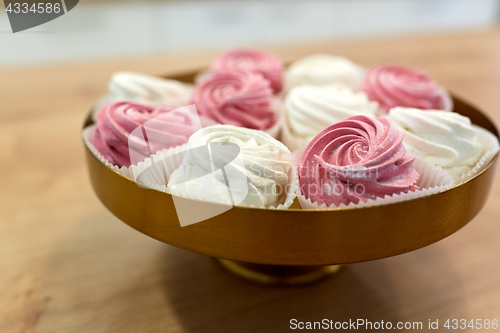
(284, 84, 379, 149)
(168, 125, 293, 208)
(388, 107, 482, 176)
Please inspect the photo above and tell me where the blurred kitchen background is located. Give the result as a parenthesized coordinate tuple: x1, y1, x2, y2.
(0, 0, 499, 67)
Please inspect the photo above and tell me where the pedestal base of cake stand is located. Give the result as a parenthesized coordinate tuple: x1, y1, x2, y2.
(216, 259, 342, 285)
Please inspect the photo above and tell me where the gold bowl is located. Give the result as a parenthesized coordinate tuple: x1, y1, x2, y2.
(83, 70, 499, 284)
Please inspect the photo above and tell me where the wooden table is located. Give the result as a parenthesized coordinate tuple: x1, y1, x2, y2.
(1, 28, 500, 333)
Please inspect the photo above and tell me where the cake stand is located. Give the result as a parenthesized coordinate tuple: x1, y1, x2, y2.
(83, 70, 499, 285)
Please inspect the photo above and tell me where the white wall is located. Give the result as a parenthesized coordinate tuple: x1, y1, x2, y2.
(0, 0, 498, 67)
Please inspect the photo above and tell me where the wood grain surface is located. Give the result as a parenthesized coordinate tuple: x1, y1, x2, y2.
(1, 28, 500, 333)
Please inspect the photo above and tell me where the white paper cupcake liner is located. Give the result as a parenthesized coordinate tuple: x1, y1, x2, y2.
(452, 125, 500, 184)
(132, 145, 189, 192)
(83, 125, 132, 177)
(296, 155, 455, 210)
(82, 125, 188, 186)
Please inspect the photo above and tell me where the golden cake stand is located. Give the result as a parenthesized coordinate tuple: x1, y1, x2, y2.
(83, 71, 499, 285)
